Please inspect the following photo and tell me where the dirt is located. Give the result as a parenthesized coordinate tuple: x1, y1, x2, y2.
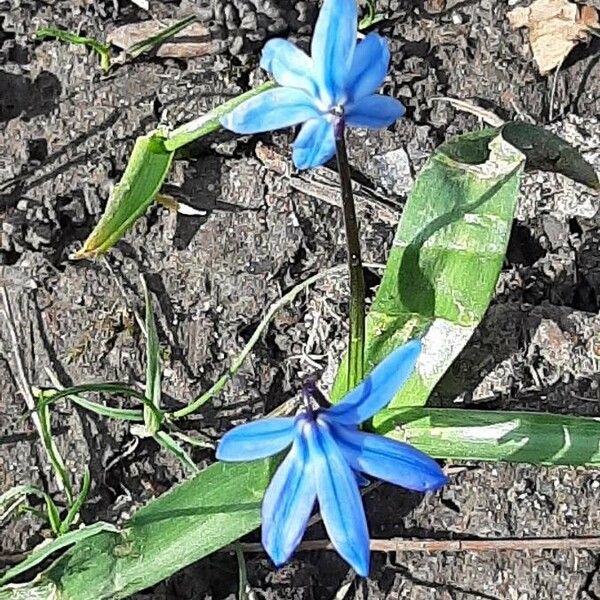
(1, 0, 600, 598)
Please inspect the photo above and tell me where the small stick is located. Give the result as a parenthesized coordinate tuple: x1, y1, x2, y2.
(226, 536, 600, 554)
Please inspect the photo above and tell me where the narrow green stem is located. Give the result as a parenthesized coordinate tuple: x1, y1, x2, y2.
(334, 123, 366, 391)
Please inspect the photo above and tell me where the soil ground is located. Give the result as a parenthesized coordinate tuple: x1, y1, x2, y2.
(1, 0, 600, 598)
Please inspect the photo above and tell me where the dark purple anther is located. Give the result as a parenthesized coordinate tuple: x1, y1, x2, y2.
(302, 379, 330, 409)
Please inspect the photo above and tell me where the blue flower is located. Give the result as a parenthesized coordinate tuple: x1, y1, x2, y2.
(216, 340, 447, 576)
(220, 0, 405, 170)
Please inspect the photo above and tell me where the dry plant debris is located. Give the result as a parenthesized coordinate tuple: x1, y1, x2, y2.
(508, 0, 599, 74)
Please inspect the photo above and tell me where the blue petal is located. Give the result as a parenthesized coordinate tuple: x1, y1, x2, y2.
(306, 418, 370, 576)
(311, 0, 358, 104)
(334, 426, 448, 492)
(261, 39, 319, 98)
(346, 94, 405, 129)
(262, 430, 316, 566)
(220, 88, 321, 134)
(345, 33, 390, 102)
(216, 417, 295, 461)
(326, 339, 422, 426)
(292, 117, 336, 169)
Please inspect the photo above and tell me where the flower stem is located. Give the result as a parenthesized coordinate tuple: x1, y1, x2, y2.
(334, 123, 365, 392)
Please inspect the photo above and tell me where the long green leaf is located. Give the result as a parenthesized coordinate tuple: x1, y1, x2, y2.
(375, 407, 600, 466)
(332, 129, 525, 405)
(73, 132, 174, 259)
(153, 431, 199, 474)
(0, 461, 273, 596)
(142, 278, 162, 433)
(0, 522, 119, 588)
(332, 122, 598, 406)
(74, 83, 275, 260)
(4, 406, 600, 597)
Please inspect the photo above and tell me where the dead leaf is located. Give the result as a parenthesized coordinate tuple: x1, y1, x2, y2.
(107, 19, 218, 59)
(508, 0, 599, 74)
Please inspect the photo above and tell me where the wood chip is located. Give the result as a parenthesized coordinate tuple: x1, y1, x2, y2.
(508, 0, 599, 75)
(107, 19, 218, 58)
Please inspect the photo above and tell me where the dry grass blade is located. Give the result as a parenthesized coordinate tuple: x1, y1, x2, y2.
(430, 97, 505, 126)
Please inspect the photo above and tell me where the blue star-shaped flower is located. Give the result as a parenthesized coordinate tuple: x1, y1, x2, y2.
(216, 340, 447, 576)
(220, 0, 405, 170)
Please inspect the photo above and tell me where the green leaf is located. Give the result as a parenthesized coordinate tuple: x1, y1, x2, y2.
(501, 121, 600, 190)
(36, 27, 111, 73)
(125, 15, 198, 59)
(142, 278, 162, 434)
(0, 522, 119, 588)
(0, 461, 272, 597)
(154, 431, 199, 474)
(73, 132, 174, 259)
(375, 407, 600, 466)
(37, 399, 74, 504)
(44, 495, 62, 536)
(60, 468, 92, 534)
(0, 485, 47, 525)
(332, 129, 525, 406)
(37, 383, 161, 425)
(36, 383, 144, 422)
(73, 83, 275, 260)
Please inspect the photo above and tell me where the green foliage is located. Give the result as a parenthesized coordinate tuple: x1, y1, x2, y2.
(359, 0, 385, 29)
(36, 27, 111, 72)
(142, 278, 163, 434)
(35, 16, 202, 74)
(332, 123, 599, 406)
(74, 82, 275, 259)
(73, 132, 174, 259)
(0, 461, 273, 597)
(376, 407, 600, 465)
(2, 125, 598, 599)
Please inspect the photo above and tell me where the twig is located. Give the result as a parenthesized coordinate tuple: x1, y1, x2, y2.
(226, 536, 600, 554)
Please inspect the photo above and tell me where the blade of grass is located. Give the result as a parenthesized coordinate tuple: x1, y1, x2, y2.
(39, 370, 144, 421)
(60, 468, 91, 534)
(36, 27, 111, 72)
(141, 277, 162, 433)
(0, 485, 48, 526)
(154, 431, 199, 474)
(44, 495, 62, 536)
(170, 263, 384, 420)
(125, 15, 198, 58)
(0, 522, 119, 587)
(235, 543, 249, 600)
